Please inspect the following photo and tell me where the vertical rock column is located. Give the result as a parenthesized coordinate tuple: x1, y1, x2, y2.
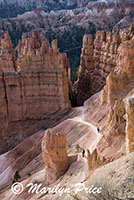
(0, 32, 16, 72)
(87, 149, 99, 171)
(76, 34, 94, 105)
(125, 96, 134, 153)
(42, 131, 69, 178)
(87, 149, 92, 171)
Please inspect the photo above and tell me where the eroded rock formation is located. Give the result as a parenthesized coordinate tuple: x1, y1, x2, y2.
(87, 149, 92, 171)
(75, 26, 134, 157)
(101, 28, 134, 105)
(99, 26, 134, 154)
(75, 35, 93, 105)
(0, 31, 72, 154)
(42, 130, 69, 178)
(125, 96, 134, 153)
(75, 30, 120, 105)
(0, 32, 16, 72)
(108, 100, 126, 135)
(87, 149, 101, 171)
(76, 25, 134, 106)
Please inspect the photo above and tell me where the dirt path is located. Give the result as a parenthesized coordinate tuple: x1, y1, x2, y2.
(70, 106, 102, 153)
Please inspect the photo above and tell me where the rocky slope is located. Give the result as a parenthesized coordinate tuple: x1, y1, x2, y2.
(62, 152, 134, 200)
(0, 31, 72, 154)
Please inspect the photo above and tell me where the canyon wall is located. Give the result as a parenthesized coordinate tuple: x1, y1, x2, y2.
(0, 32, 16, 72)
(0, 31, 72, 154)
(75, 34, 94, 105)
(100, 26, 134, 154)
(75, 30, 120, 105)
(125, 96, 134, 153)
(76, 25, 134, 155)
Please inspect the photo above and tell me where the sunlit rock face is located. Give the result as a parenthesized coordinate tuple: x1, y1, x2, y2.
(108, 100, 126, 135)
(87, 149, 100, 171)
(100, 26, 134, 105)
(125, 97, 134, 154)
(101, 40, 134, 105)
(0, 31, 72, 154)
(42, 130, 69, 178)
(0, 32, 16, 72)
(98, 26, 134, 155)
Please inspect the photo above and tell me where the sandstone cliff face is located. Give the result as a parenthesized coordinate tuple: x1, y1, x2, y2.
(76, 25, 134, 106)
(0, 32, 16, 72)
(75, 26, 134, 160)
(0, 31, 72, 154)
(99, 26, 134, 154)
(108, 100, 126, 135)
(101, 28, 134, 105)
(76, 35, 93, 105)
(76, 31, 120, 105)
(42, 130, 69, 178)
(125, 96, 134, 153)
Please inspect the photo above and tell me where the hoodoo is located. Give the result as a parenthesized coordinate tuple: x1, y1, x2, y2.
(0, 31, 72, 154)
(75, 31, 120, 105)
(42, 130, 69, 178)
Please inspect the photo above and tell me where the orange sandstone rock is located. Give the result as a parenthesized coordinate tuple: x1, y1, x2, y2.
(125, 96, 134, 153)
(0, 31, 72, 154)
(108, 100, 126, 135)
(76, 31, 120, 105)
(87, 149, 92, 171)
(100, 27, 134, 154)
(0, 32, 16, 72)
(76, 34, 93, 105)
(87, 149, 99, 171)
(42, 131, 69, 178)
(101, 39, 134, 105)
(92, 149, 98, 170)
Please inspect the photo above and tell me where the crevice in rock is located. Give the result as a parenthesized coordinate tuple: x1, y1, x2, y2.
(2, 73, 9, 121)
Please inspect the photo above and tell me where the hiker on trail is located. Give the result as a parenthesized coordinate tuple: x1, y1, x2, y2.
(97, 127, 100, 133)
(82, 149, 85, 157)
